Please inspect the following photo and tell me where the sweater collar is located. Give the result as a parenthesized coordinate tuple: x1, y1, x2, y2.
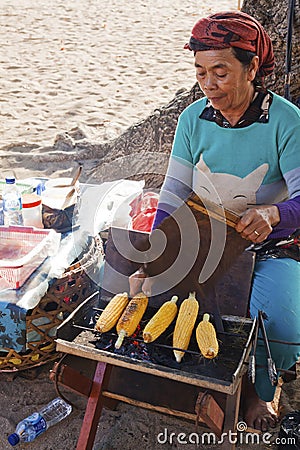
(199, 88, 273, 128)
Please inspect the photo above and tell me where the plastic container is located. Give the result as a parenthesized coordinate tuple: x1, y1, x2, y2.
(22, 193, 43, 228)
(2, 178, 23, 226)
(41, 186, 78, 210)
(0, 226, 61, 289)
(7, 397, 72, 446)
(129, 191, 159, 232)
(42, 177, 80, 210)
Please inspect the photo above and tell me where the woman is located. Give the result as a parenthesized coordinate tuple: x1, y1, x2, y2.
(130, 11, 300, 430)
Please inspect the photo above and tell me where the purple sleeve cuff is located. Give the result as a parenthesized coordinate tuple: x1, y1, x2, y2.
(274, 195, 300, 229)
(151, 204, 174, 230)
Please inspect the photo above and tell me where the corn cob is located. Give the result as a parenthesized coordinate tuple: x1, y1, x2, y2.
(95, 292, 129, 333)
(196, 313, 219, 359)
(173, 292, 199, 363)
(115, 292, 148, 349)
(143, 296, 178, 343)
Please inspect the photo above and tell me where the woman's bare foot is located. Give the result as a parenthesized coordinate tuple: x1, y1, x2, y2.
(128, 268, 154, 297)
(242, 380, 279, 431)
(129, 268, 146, 297)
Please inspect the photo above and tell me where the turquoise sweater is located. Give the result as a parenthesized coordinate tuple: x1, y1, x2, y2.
(154, 92, 300, 238)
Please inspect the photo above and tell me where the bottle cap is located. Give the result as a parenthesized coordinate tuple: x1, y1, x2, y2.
(5, 177, 16, 184)
(7, 433, 20, 446)
(22, 193, 42, 208)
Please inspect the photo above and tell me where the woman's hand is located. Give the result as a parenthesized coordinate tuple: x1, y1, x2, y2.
(235, 205, 280, 243)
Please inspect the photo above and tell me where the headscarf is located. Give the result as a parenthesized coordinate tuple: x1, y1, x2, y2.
(184, 11, 274, 77)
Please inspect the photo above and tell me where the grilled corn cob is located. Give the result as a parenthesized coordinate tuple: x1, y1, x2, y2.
(196, 313, 219, 359)
(143, 296, 178, 343)
(115, 292, 148, 349)
(95, 292, 129, 333)
(173, 292, 199, 363)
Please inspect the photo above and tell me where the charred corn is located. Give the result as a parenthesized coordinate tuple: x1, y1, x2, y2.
(196, 313, 219, 359)
(95, 292, 129, 333)
(143, 296, 178, 343)
(115, 292, 148, 349)
(173, 292, 199, 363)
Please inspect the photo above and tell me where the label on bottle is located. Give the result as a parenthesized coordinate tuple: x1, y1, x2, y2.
(3, 192, 23, 226)
(3, 195, 22, 211)
(27, 413, 47, 436)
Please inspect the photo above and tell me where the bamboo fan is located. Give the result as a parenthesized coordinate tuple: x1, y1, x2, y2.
(186, 193, 241, 229)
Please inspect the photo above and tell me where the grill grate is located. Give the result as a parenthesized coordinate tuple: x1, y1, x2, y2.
(69, 302, 252, 383)
(56, 293, 256, 393)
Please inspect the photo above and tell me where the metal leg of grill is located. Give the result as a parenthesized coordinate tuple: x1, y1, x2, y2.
(223, 382, 242, 450)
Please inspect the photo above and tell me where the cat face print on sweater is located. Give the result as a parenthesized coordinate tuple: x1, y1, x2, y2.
(192, 155, 269, 214)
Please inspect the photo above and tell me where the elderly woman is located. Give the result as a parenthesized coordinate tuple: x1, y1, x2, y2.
(130, 11, 300, 430)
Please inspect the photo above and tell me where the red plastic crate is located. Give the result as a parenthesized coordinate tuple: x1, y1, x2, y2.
(0, 226, 60, 289)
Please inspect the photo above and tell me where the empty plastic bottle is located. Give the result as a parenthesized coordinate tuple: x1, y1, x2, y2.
(7, 397, 72, 446)
(3, 177, 23, 226)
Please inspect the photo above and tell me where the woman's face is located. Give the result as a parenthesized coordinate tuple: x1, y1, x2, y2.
(194, 48, 258, 116)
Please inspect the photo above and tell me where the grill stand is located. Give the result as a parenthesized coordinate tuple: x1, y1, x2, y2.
(59, 199, 253, 448)
(50, 355, 243, 450)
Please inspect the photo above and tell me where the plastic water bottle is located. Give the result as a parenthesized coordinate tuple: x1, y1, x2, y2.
(3, 177, 23, 226)
(7, 397, 72, 446)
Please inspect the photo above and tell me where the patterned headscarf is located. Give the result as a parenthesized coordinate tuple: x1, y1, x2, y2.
(184, 11, 274, 77)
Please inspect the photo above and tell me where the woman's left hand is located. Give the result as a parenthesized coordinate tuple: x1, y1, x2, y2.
(235, 205, 280, 243)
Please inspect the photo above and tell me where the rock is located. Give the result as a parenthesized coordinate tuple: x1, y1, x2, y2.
(54, 132, 76, 150)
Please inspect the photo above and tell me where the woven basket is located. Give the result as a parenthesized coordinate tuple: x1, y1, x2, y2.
(0, 234, 104, 372)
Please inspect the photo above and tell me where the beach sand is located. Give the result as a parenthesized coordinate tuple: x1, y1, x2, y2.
(0, 1, 300, 449)
(1, 0, 238, 151)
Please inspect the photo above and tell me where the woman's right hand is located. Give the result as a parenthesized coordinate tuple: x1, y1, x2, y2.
(235, 205, 280, 243)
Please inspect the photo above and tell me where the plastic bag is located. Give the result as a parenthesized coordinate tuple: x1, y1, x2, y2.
(130, 191, 159, 232)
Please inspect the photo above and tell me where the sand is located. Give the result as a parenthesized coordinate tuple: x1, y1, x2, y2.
(0, 1, 300, 449)
(1, 0, 238, 151)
